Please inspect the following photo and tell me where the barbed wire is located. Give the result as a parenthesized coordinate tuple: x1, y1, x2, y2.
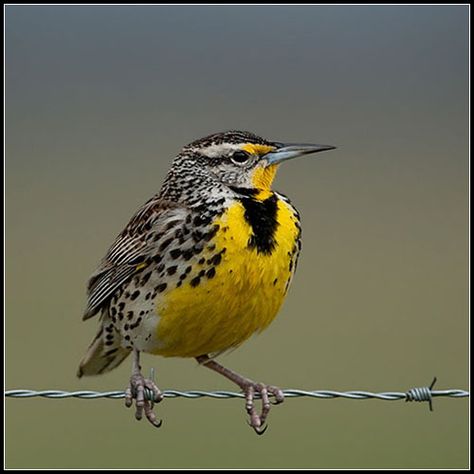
(4, 378, 469, 412)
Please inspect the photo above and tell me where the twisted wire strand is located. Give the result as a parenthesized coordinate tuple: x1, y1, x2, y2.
(5, 384, 469, 410)
(4, 388, 470, 400)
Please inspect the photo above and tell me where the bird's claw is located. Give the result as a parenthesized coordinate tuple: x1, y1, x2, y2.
(125, 373, 163, 428)
(243, 382, 284, 435)
(248, 420, 268, 435)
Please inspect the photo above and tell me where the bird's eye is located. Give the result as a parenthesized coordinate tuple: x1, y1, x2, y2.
(231, 151, 251, 165)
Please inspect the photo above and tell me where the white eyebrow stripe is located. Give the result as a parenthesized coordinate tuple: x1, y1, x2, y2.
(199, 143, 242, 158)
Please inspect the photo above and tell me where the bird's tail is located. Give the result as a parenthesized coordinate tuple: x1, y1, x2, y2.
(77, 325, 131, 378)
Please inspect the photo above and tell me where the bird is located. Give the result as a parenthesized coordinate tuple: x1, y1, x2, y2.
(77, 130, 335, 433)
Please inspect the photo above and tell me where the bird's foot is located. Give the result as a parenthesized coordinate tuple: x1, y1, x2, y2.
(242, 382, 285, 435)
(124, 373, 163, 428)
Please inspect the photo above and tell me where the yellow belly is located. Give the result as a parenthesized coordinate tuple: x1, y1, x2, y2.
(154, 199, 300, 357)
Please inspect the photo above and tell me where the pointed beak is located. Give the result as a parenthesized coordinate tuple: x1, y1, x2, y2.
(263, 142, 336, 166)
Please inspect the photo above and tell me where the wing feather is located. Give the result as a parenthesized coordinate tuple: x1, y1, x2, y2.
(83, 196, 186, 320)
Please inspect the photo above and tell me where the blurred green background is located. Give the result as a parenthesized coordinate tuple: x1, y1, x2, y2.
(5, 5, 468, 469)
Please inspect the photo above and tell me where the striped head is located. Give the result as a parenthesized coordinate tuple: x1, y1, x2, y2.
(160, 130, 335, 202)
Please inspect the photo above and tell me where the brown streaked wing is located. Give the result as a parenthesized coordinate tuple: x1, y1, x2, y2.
(83, 197, 186, 320)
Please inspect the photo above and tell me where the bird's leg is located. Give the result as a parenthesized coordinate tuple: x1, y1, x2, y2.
(124, 349, 163, 427)
(196, 355, 284, 434)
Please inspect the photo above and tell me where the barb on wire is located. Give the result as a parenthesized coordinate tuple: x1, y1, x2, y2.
(4, 377, 469, 412)
(405, 376, 438, 411)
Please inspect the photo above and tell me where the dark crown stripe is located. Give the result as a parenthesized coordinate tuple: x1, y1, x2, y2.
(184, 130, 274, 150)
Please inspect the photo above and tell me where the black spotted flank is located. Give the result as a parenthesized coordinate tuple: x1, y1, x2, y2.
(192, 230, 203, 242)
(193, 214, 212, 226)
(159, 237, 173, 252)
(141, 272, 152, 285)
(166, 265, 177, 275)
(206, 267, 216, 279)
(169, 248, 181, 259)
(182, 249, 194, 261)
(208, 252, 222, 266)
(203, 225, 220, 242)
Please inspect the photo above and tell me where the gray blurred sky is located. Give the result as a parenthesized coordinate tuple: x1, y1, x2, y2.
(7, 5, 468, 153)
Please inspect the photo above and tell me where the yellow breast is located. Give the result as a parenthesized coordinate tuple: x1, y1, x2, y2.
(154, 197, 300, 357)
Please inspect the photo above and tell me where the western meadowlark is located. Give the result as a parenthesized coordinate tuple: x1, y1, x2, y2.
(78, 130, 335, 433)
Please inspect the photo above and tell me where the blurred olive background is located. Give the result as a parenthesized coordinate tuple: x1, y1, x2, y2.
(5, 5, 468, 469)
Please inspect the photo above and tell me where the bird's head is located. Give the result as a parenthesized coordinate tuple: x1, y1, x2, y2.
(178, 130, 335, 193)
